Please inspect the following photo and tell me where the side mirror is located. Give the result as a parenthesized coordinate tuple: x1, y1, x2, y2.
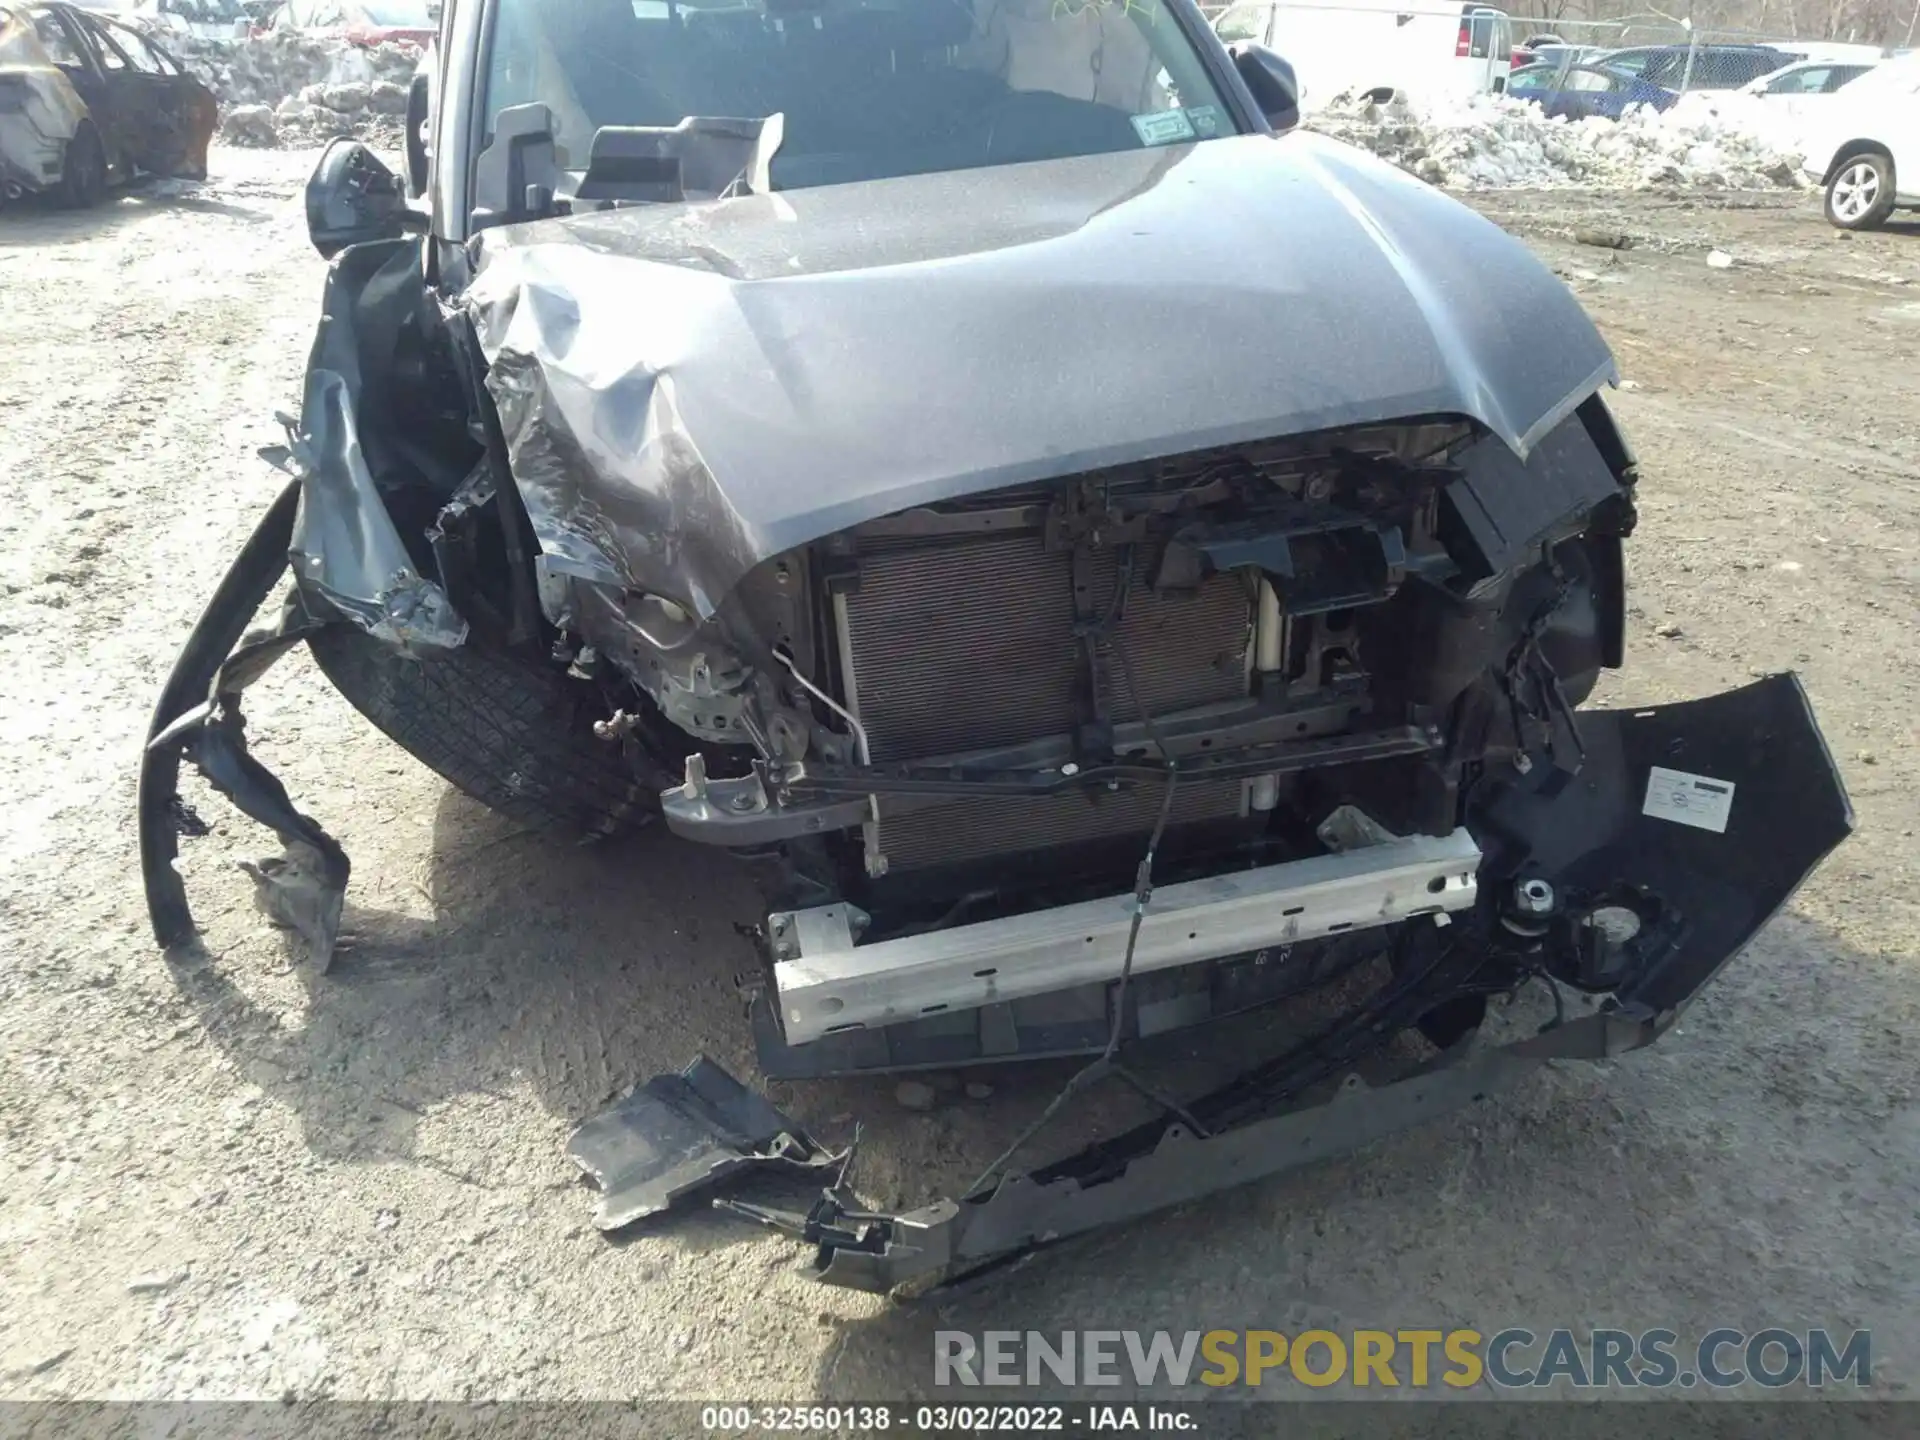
(404, 70, 430, 199)
(1230, 42, 1300, 133)
(305, 139, 420, 259)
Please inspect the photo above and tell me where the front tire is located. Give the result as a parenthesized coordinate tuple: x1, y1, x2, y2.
(58, 122, 107, 210)
(1825, 151, 1895, 232)
(307, 626, 659, 840)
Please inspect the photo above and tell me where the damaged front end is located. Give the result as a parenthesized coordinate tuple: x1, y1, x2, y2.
(690, 672, 1851, 1293)
(143, 132, 1852, 1293)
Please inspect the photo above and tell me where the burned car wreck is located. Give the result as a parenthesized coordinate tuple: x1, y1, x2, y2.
(140, 0, 1851, 1292)
(0, 2, 214, 208)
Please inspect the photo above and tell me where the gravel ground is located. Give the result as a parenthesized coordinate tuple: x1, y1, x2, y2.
(1, 154, 1916, 1414)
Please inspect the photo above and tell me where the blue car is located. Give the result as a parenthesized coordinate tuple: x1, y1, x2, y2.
(1506, 61, 1679, 120)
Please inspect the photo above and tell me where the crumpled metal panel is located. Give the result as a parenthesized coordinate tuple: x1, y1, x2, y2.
(288, 368, 467, 650)
(287, 238, 467, 651)
(466, 132, 1617, 619)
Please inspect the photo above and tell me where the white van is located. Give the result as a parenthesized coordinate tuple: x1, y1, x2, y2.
(1216, 0, 1513, 111)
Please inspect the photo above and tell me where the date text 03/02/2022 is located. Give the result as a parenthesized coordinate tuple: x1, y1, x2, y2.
(700, 1404, 1194, 1432)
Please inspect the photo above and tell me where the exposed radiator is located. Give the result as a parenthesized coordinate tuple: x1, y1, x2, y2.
(834, 531, 1255, 872)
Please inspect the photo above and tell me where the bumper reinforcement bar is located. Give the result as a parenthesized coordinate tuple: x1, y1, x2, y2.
(769, 829, 1482, 1046)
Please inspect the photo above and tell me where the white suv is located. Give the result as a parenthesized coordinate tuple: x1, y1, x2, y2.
(1800, 51, 1920, 231)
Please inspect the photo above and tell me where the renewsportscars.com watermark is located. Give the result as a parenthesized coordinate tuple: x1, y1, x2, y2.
(934, 1328, 1872, 1392)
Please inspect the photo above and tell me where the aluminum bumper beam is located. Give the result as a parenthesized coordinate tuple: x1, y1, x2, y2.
(770, 829, 1482, 1046)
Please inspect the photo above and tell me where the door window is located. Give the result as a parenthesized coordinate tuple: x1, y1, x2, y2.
(101, 19, 166, 74)
(28, 8, 87, 67)
(1764, 66, 1828, 94)
(77, 17, 133, 71)
(1467, 12, 1493, 59)
(1563, 67, 1617, 93)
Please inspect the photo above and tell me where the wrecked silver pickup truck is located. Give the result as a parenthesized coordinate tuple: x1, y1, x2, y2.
(141, 0, 1851, 1293)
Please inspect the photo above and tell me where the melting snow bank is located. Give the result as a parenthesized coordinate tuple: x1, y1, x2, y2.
(167, 31, 421, 149)
(1304, 91, 1810, 191)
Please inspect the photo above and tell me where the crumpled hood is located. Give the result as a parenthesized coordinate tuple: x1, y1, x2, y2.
(468, 132, 1616, 617)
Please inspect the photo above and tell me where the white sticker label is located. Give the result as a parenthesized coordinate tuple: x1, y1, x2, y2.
(1643, 766, 1735, 834)
(1132, 109, 1198, 146)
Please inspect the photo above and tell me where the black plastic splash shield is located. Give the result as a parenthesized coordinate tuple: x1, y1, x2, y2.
(566, 1057, 843, 1231)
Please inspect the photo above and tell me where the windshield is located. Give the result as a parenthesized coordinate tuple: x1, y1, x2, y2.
(481, 0, 1240, 194)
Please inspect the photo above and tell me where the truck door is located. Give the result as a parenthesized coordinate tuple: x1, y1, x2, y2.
(1456, 6, 1502, 92)
(78, 15, 208, 177)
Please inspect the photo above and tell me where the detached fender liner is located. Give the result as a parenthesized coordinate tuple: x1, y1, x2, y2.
(140, 481, 353, 968)
(140, 480, 306, 951)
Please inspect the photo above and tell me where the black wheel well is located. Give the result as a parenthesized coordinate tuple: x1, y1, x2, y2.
(1825, 142, 1893, 187)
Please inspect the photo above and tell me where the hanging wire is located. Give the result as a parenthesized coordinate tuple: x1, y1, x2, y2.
(965, 547, 1193, 1195)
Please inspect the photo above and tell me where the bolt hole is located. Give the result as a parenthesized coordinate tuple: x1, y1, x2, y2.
(973, 967, 998, 978)
(1427, 876, 1447, 894)
(1283, 906, 1305, 917)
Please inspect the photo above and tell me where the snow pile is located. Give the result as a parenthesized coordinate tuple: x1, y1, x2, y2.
(175, 31, 421, 148)
(1304, 90, 1810, 191)
(1665, 89, 1813, 161)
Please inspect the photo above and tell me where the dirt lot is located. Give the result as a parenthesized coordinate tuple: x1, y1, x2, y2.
(1, 154, 1916, 1412)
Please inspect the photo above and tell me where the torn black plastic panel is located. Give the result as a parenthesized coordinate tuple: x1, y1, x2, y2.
(465, 135, 1617, 619)
(1476, 672, 1854, 1017)
(139, 482, 355, 968)
(566, 1057, 842, 1231)
(1439, 415, 1624, 588)
(141, 481, 303, 952)
(713, 675, 1850, 1294)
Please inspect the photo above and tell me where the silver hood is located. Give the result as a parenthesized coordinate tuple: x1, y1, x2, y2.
(468, 132, 1617, 617)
